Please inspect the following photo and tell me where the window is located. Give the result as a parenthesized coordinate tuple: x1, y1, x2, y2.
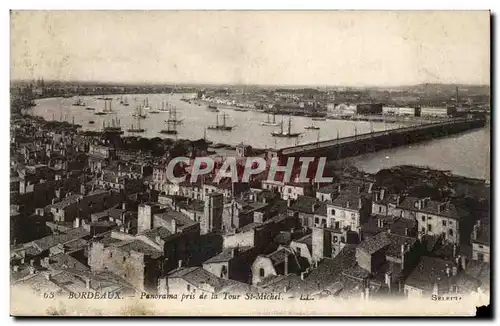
(449, 221, 453, 225)
(428, 224, 432, 232)
(378, 206, 382, 213)
(422, 216, 426, 221)
(335, 221, 340, 229)
(333, 236, 338, 243)
(314, 217, 319, 224)
(259, 268, 265, 277)
(341, 236, 346, 243)
(428, 216, 432, 220)
(479, 245, 483, 249)
(288, 188, 292, 193)
(442, 220, 447, 226)
(421, 227, 425, 233)
(296, 247, 302, 256)
(187, 284, 191, 292)
(449, 229, 453, 236)
(351, 213, 356, 220)
(109, 252, 113, 258)
(123, 257, 126, 262)
(330, 209, 335, 215)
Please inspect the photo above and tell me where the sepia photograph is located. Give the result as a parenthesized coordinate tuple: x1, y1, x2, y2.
(9, 10, 491, 316)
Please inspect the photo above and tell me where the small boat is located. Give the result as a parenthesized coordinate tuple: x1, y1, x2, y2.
(312, 117, 327, 121)
(72, 98, 86, 107)
(234, 107, 249, 112)
(208, 105, 219, 112)
(271, 118, 301, 138)
(304, 124, 320, 130)
(86, 107, 95, 111)
(94, 111, 107, 116)
(89, 120, 95, 124)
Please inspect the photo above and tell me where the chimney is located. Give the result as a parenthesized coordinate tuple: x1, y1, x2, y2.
(453, 244, 457, 258)
(122, 202, 127, 211)
(300, 271, 307, 280)
(284, 253, 289, 275)
(171, 219, 177, 233)
(73, 217, 80, 228)
(85, 278, 91, 289)
(445, 265, 451, 277)
(337, 184, 342, 193)
(385, 272, 392, 292)
(358, 198, 362, 209)
(287, 198, 292, 207)
(432, 283, 439, 296)
(232, 247, 239, 257)
(380, 188, 385, 201)
(30, 259, 35, 267)
(364, 285, 370, 300)
(452, 266, 458, 276)
(396, 196, 401, 206)
(404, 228, 409, 236)
(461, 256, 467, 271)
(178, 259, 183, 269)
(374, 191, 379, 202)
(346, 201, 350, 208)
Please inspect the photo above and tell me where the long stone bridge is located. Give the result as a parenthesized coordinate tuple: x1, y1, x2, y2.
(266, 117, 486, 161)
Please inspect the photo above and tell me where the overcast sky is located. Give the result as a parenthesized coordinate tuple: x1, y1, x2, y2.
(10, 11, 490, 86)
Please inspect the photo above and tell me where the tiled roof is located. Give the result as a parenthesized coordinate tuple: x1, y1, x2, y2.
(117, 240, 163, 259)
(141, 227, 173, 242)
(399, 197, 464, 220)
(290, 245, 357, 295)
(357, 232, 391, 255)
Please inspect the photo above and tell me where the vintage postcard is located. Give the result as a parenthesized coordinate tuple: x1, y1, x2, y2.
(10, 10, 490, 316)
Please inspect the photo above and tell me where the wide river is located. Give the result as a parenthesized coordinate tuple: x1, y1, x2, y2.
(32, 93, 490, 180)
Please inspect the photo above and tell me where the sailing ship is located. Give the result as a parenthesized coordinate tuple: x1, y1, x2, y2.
(158, 101, 169, 112)
(207, 113, 235, 131)
(103, 115, 123, 133)
(166, 107, 183, 125)
(94, 100, 111, 115)
(127, 116, 145, 133)
(132, 105, 147, 119)
(143, 97, 151, 110)
(271, 117, 301, 138)
(261, 111, 279, 126)
(160, 110, 178, 135)
(72, 97, 86, 107)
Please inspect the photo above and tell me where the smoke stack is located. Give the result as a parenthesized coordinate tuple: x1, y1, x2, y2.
(284, 253, 289, 275)
(171, 219, 177, 233)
